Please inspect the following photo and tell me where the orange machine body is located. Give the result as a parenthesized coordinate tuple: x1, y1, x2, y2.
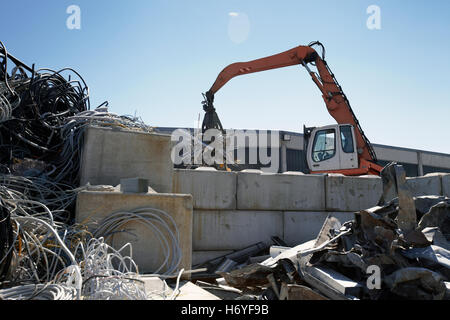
(203, 43, 382, 176)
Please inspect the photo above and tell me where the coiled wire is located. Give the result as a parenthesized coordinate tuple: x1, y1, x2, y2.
(0, 283, 77, 300)
(0, 42, 175, 300)
(92, 207, 182, 276)
(73, 237, 147, 300)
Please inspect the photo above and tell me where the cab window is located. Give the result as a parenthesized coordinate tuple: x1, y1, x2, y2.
(340, 125, 354, 154)
(312, 129, 336, 162)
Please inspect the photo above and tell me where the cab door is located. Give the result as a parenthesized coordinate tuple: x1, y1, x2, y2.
(307, 125, 340, 172)
(338, 125, 358, 170)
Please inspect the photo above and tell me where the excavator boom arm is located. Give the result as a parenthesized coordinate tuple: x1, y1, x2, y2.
(207, 46, 317, 95)
(203, 42, 379, 168)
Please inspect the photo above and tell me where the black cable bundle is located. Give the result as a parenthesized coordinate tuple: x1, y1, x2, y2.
(0, 42, 90, 186)
(0, 197, 13, 283)
(0, 42, 152, 226)
(0, 70, 89, 160)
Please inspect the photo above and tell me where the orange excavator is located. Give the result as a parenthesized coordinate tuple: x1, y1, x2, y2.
(201, 41, 383, 176)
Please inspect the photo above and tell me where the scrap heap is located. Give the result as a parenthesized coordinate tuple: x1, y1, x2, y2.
(0, 41, 448, 300)
(192, 163, 449, 300)
(0, 41, 154, 299)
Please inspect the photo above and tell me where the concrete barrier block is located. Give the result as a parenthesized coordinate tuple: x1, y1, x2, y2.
(172, 169, 237, 210)
(325, 175, 382, 211)
(406, 174, 442, 197)
(76, 191, 192, 274)
(193, 210, 283, 251)
(80, 126, 173, 193)
(237, 172, 325, 211)
(283, 211, 355, 247)
(443, 174, 450, 198)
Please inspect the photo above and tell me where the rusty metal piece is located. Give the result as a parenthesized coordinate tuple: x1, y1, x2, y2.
(266, 273, 281, 299)
(379, 163, 417, 231)
(373, 225, 396, 249)
(365, 254, 397, 267)
(400, 229, 431, 247)
(418, 200, 450, 241)
(396, 166, 417, 231)
(356, 209, 394, 245)
(195, 281, 242, 300)
(216, 264, 274, 289)
(279, 283, 328, 300)
(384, 267, 446, 300)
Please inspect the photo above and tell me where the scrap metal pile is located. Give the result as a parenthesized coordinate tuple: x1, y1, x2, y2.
(0, 42, 156, 300)
(1, 41, 449, 301)
(191, 164, 450, 300)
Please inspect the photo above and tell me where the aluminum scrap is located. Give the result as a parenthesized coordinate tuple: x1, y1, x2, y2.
(201, 163, 450, 300)
(0, 41, 161, 300)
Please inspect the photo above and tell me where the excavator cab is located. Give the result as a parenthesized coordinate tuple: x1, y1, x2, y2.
(304, 124, 358, 173)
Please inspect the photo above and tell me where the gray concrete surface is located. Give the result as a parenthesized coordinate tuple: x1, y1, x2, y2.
(325, 174, 382, 212)
(76, 190, 192, 275)
(283, 211, 355, 246)
(77, 126, 450, 258)
(192, 210, 283, 251)
(80, 126, 173, 193)
(191, 211, 355, 258)
(192, 250, 234, 266)
(406, 174, 443, 198)
(236, 171, 325, 211)
(172, 169, 237, 210)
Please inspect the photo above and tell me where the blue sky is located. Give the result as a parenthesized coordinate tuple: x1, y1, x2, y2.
(1, 0, 450, 153)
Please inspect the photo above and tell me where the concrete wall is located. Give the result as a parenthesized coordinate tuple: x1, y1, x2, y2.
(193, 210, 283, 251)
(406, 173, 443, 198)
(76, 126, 450, 268)
(192, 210, 354, 251)
(283, 211, 355, 246)
(80, 126, 173, 193)
(190, 210, 356, 265)
(172, 168, 236, 210)
(236, 171, 325, 211)
(192, 250, 233, 266)
(76, 191, 193, 275)
(173, 169, 450, 265)
(326, 174, 382, 211)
